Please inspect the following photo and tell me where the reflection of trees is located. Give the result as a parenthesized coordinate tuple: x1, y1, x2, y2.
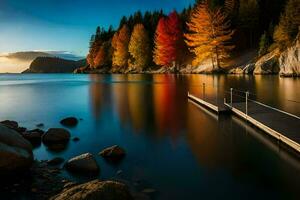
(152, 75, 186, 138)
(89, 74, 113, 121)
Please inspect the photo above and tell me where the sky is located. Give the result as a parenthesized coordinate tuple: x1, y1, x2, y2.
(0, 0, 195, 56)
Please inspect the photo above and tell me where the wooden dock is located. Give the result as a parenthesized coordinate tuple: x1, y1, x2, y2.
(188, 89, 300, 154)
(187, 92, 229, 114)
(224, 100, 300, 153)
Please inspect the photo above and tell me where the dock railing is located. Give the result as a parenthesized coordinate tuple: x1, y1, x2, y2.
(224, 88, 300, 153)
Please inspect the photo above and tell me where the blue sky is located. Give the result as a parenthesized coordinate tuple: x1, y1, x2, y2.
(0, 0, 195, 56)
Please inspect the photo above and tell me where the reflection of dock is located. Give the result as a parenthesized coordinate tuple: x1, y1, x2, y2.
(188, 88, 300, 154)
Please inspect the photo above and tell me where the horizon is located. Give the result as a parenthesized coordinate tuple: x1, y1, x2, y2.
(0, 0, 195, 73)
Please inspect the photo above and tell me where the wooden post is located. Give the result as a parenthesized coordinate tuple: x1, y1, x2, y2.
(246, 91, 249, 117)
(203, 83, 205, 100)
(230, 88, 233, 108)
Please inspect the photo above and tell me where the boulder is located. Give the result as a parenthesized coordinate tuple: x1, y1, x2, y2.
(0, 120, 18, 129)
(99, 145, 126, 162)
(65, 153, 99, 174)
(42, 128, 70, 145)
(254, 49, 280, 74)
(279, 35, 300, 77)
(50, 180, 133, 200)
(22, 129, 44, 145)
(0, 124, 33, 174)
(60, 117, 78, 127)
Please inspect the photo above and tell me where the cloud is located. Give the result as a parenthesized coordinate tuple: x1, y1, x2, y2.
(0, 50, 84, 61)
(0, 50, 85, 73)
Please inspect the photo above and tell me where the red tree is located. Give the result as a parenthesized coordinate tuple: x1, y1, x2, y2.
(153, 11, 184, 67)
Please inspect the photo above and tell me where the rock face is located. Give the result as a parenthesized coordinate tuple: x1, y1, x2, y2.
(99, 145, 126, 162)
(50, 180, 133, 200)
(0, 124, 33, 173)
(60, 117, 78, 127)
(65, 153, 99, 174)
(254, 49, 280, 74)
(279, 36, 300, 76)
(42, 128, 71, 144)
(229, 63, 255, 74)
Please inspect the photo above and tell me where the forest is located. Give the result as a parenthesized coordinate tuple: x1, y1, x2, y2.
(85, 0, 300, 73)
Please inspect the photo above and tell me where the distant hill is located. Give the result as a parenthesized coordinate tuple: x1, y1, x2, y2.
(22, 57, 86, 73)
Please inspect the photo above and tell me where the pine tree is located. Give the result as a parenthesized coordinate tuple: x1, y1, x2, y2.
(238, 0, 260, 47)
(128, 24, 151, 70)
(185, 0, 235, 69)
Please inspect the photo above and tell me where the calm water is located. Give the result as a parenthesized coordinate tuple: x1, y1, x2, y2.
(1, 74, 300, 199)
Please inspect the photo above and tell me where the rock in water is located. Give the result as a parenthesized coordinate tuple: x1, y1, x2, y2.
(22, 129, 44, 146)
(0, 120, 18, 129)
(42, 128, 71, 145)
(65, 153, 99, 174)
(99, 145, 126, 162)
(60, 117, 78, 127)
(50, 180, 133, 200)
(0, 124, 33, 174)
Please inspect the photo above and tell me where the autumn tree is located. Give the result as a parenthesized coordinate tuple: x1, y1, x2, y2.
(185, 0, 235, 69)
(94, 41, 112, 68)
(128, 24, 151, 70)
(87, 26, 114, 68)
(273, 0, 300, 48)
(111, 25, 131, 67)
(153, 11, 185, 67)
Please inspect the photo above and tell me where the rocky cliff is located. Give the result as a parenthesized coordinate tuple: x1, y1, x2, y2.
(279, 35, 300, 77)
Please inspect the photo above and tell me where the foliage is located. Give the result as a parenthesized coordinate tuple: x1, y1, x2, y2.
(153, 11, 185, 67)
(274, 0, 300, 48)
(128, 24, 151, 70)
(112, 25, 131, 67)
(185, 0, 235, 69)
(94, 41, 112, 68)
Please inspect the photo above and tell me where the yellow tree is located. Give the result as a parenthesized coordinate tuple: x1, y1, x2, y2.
(185, 0, 235, 69)
(112, 25, 130, 68)
(128, 24, 151, 70)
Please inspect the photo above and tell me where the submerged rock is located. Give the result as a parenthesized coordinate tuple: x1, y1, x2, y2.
(47, 157, 65, 166)
(99, 145, 126, 162)
(65, 153, 99, 174)
(72, 137, 80, 142)
(60, 117, 78, 127)
(42, 128, 71, 145)
(50, 180, 133, 200)
(0, 124, 33, 174)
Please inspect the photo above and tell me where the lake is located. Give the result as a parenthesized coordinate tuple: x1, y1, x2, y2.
(1, 74, 300, 199)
